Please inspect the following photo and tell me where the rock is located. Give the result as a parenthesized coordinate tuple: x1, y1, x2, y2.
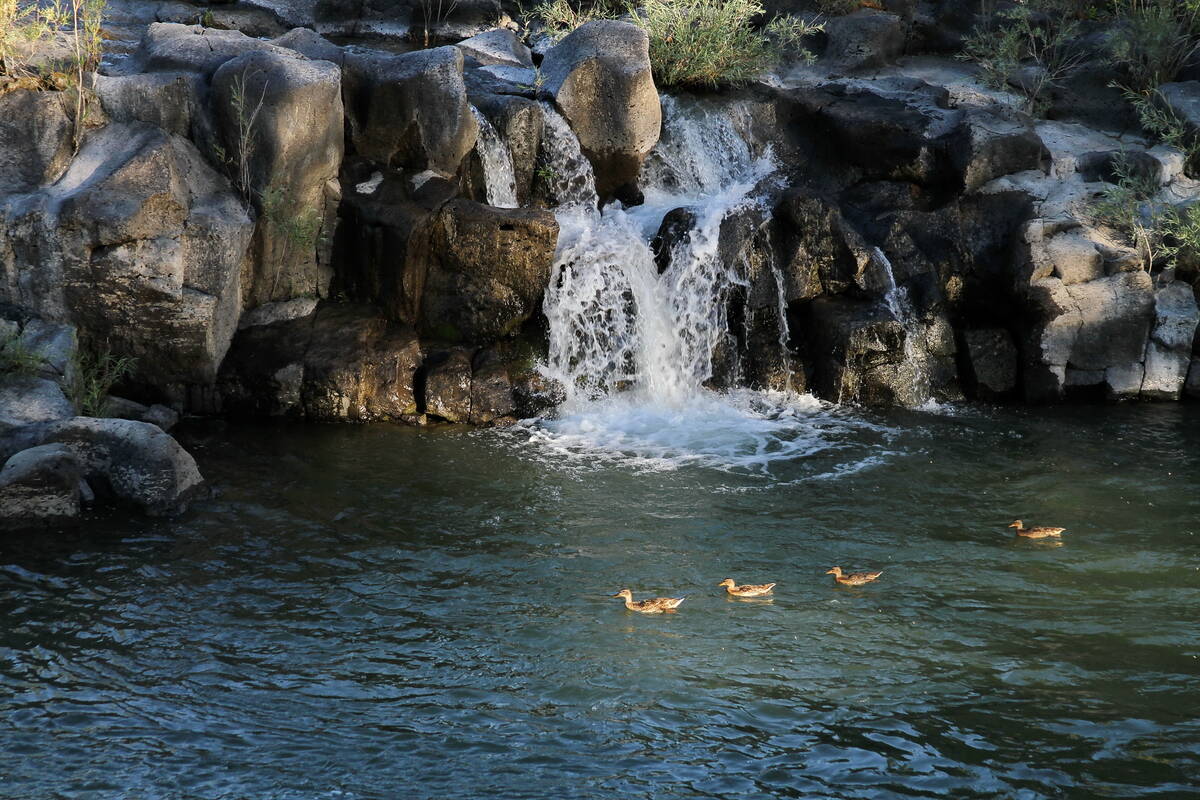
(219, 303, 423, 421)
(0, 123, 254, 390)
(212, 49, 344, 306)
(135, 23, 295, 77)
(949, 107, 1048, 193)
(822, 10, 906, 72)
(92, 72, 205, 138)
(44, 417, 204, 516)
(806, 298, 918, 406)
(421, 199, 559, 341)
(238, 297, 321, 329)
(272, 27, 346, 63)
(143, 405, 180, 432)
(343, 47, 478, 176)
(541, 20, 661, 198)
(469, 349, 515, 425)
(1076, 150, 1161, 184)
(0, 443, 82, 530)
(457, 28, 532, 68)
(15, 319, 77, 384)
(0, 90, 74, 195)
(1140, 280, 1200, 400)
(471, 95, 543, 206)
(422, 348, 474, 422)
(0, 376, 74, 427)
(961, 328, 1017, 399)
(1046, 232, 1104, 285)
(1105, 363, 1145, 400)
(1186, 358, 1200, 399)
(775, 188, 874, 300)
(1156, 81, 1200, 138)
(99, 396, 179, 431)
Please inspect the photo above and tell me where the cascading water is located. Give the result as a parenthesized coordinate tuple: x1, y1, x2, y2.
(526, 96, 888, 475)
(470, 106, 519, 209)
(873, 247, 935, 408)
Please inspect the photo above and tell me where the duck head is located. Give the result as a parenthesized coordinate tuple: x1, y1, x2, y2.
(717, 579, 735, 588)
(1008, 520, 1023, 529)
(825, 567, 843, 577)
(612, 589, 633, 600)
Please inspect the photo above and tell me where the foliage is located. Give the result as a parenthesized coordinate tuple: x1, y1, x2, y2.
(260, 184, 321, 296)
(69, 344, 136, 417)
(531, 0, 620, 41)
(1107, 0, 1200, 91)
(417, 0, 460, 47)
(957, 5, 1085, 116)
(219, 69, 268, 205)
(1117, 86, 1200, 169)
(0, 328, 42, 376)
(629, 0, 822, 89)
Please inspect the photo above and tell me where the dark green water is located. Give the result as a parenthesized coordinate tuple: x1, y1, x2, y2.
(2, 403, 1199, 799)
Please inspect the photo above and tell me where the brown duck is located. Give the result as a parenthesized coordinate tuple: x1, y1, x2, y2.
(1009, 520, 1065, 539)
(826, 566, 882, 587)
(612, 589, 685, 613)
(718, 578, 776, 597)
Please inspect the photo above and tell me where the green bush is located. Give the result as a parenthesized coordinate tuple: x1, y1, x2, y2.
(69, 345, 136, 417)
(531, 0, 621, 41)
(1107, 0, 1200, 91)
(0, 328, 42, 376)
(630, 0, 821, 89)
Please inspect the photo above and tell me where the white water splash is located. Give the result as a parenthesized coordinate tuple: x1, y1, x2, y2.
(874, 248, 937, 409)
(470, 106, 518, 208)
(529, 96, 862, 474)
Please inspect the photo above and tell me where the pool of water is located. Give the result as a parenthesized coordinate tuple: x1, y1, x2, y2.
(2, 400, 1198, 798)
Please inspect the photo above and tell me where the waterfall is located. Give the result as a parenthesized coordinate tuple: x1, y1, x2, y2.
(527, 96, 839, 472)
(470, 106, 519, 209)
(873, 248, 934, 407)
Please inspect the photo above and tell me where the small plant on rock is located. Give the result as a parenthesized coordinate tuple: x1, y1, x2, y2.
(532, 0, 620, 41)
(1107, 0, 1200, 91)
(0, 328, 42, 376)
(629, 0, 822, 89)
(69, 344, 136, 416)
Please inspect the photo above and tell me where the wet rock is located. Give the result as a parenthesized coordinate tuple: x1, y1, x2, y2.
(471, 95, 543, 206)
(541, 20, 661, 199)
(0, 443, 82, 531)
(44, 417, 204, 516)
(212, 49, 344, 306)
(343, 47, 478, 176)
(1140, 281, 1199, 400)
(0, 376, 74, 427)
(774, 188, 874, 299)
(806, 297, 915, 406)
(0, 90, 74, 195)
(219, 302, 423, 421)
(421, 199, 558, 341)
(1186, 358, 1200, 399)
(822, 10, 905, 72)
(960, 328, 1017, 399)
(422, 348, 474, 423)
(469, 349, 516, 425)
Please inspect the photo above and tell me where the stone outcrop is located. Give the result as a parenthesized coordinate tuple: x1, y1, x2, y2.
(0, 90, 75, 195)
(1141, 281, 1200, 401)
(541, 20, 661, 198)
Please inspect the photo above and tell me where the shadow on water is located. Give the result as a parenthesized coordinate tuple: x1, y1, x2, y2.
(1, 403, 1199, 798)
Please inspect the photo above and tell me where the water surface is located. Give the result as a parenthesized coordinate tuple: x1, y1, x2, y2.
(2, 402, 1199, 799)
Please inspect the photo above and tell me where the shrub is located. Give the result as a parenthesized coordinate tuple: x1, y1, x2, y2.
(531, 0, 621, 41)
(0, 328, 42, 376)
(1107, 0, 1200, 91)
(630, 0, 821, 89)
(957, 5, 1085, 115)
(1117, 86, 1200, 169)
(69, 344, 136, 416)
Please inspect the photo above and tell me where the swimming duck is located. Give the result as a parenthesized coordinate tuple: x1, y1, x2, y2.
(1009, 520, 1065, 539)
(612, 589, 685, 613)
(718, 578, 776, 597)
(826, 566, 882, 586)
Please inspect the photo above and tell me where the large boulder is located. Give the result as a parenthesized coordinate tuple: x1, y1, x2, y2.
(1140, 280, 1199, 400)
(541, 20, 661, 198)
(218, 302, 423, 421)
(0, 90, 74, 195)
(0, 124, 254, 393)
(134, 23, 297, 77)
(0, 376, 74, 427)
(822, 10, 906, 72)
(960, 328, 1018, 399)
(212, 49, 345, 307)
(805, 297, 915, 406)
(471, 95, 544, 207)
(44, 417, 204, 516)
(421, 199, 559, 341)
(949, 107, 1049, 193)
(0, 443, 83, 531)
(343, 47, 478, 175)
(92, 72, 206, 139)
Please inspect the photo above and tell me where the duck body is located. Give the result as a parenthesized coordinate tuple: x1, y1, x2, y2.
(826, 566, 882, 587)
(612, 589, 685, 613)
(1009, 520, 1065, 539)
(718, 578, 776, 597)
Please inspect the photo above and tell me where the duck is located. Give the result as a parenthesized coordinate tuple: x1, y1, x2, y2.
(612, 589, 685, 613)
(826, 566, 882, 586)
(1009, 520, 1066, 539)
(718, 578, 776, 597)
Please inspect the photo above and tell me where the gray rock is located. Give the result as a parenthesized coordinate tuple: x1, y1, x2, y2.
(541, 20, 661, 198)
(1140, 280, 1200, 400)
(272, 27, 345, 63)
(457, 28, 532, 68)
(961, 329, 1017, 398)
(16, 319, 77, 384)
(45, 417, 204, 516)
(143, 405, 180, 432)
(823, 10, 906, 72)
(949, 106, 1048, 193)
(0, 90, 74, 195)
(135, 23, 296, 76)
(1105, 363, 1145, 400)
(468, 349, 515, 425)
(0, 443, 82, 530)
(423, 348, 474, 423)
(0, 376, 74, 427)
(1159, 81, 1200, 137)
(1046, 233, 1104, 285)
(343, 47, 478, 176)
(212, 49, 344, 306)
(92, 72, 205, 138)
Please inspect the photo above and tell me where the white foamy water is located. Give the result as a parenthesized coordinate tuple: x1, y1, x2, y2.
(470, 106, 519, 208)
(874, 248, 939, 410)
(528, 96, 874, 474)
